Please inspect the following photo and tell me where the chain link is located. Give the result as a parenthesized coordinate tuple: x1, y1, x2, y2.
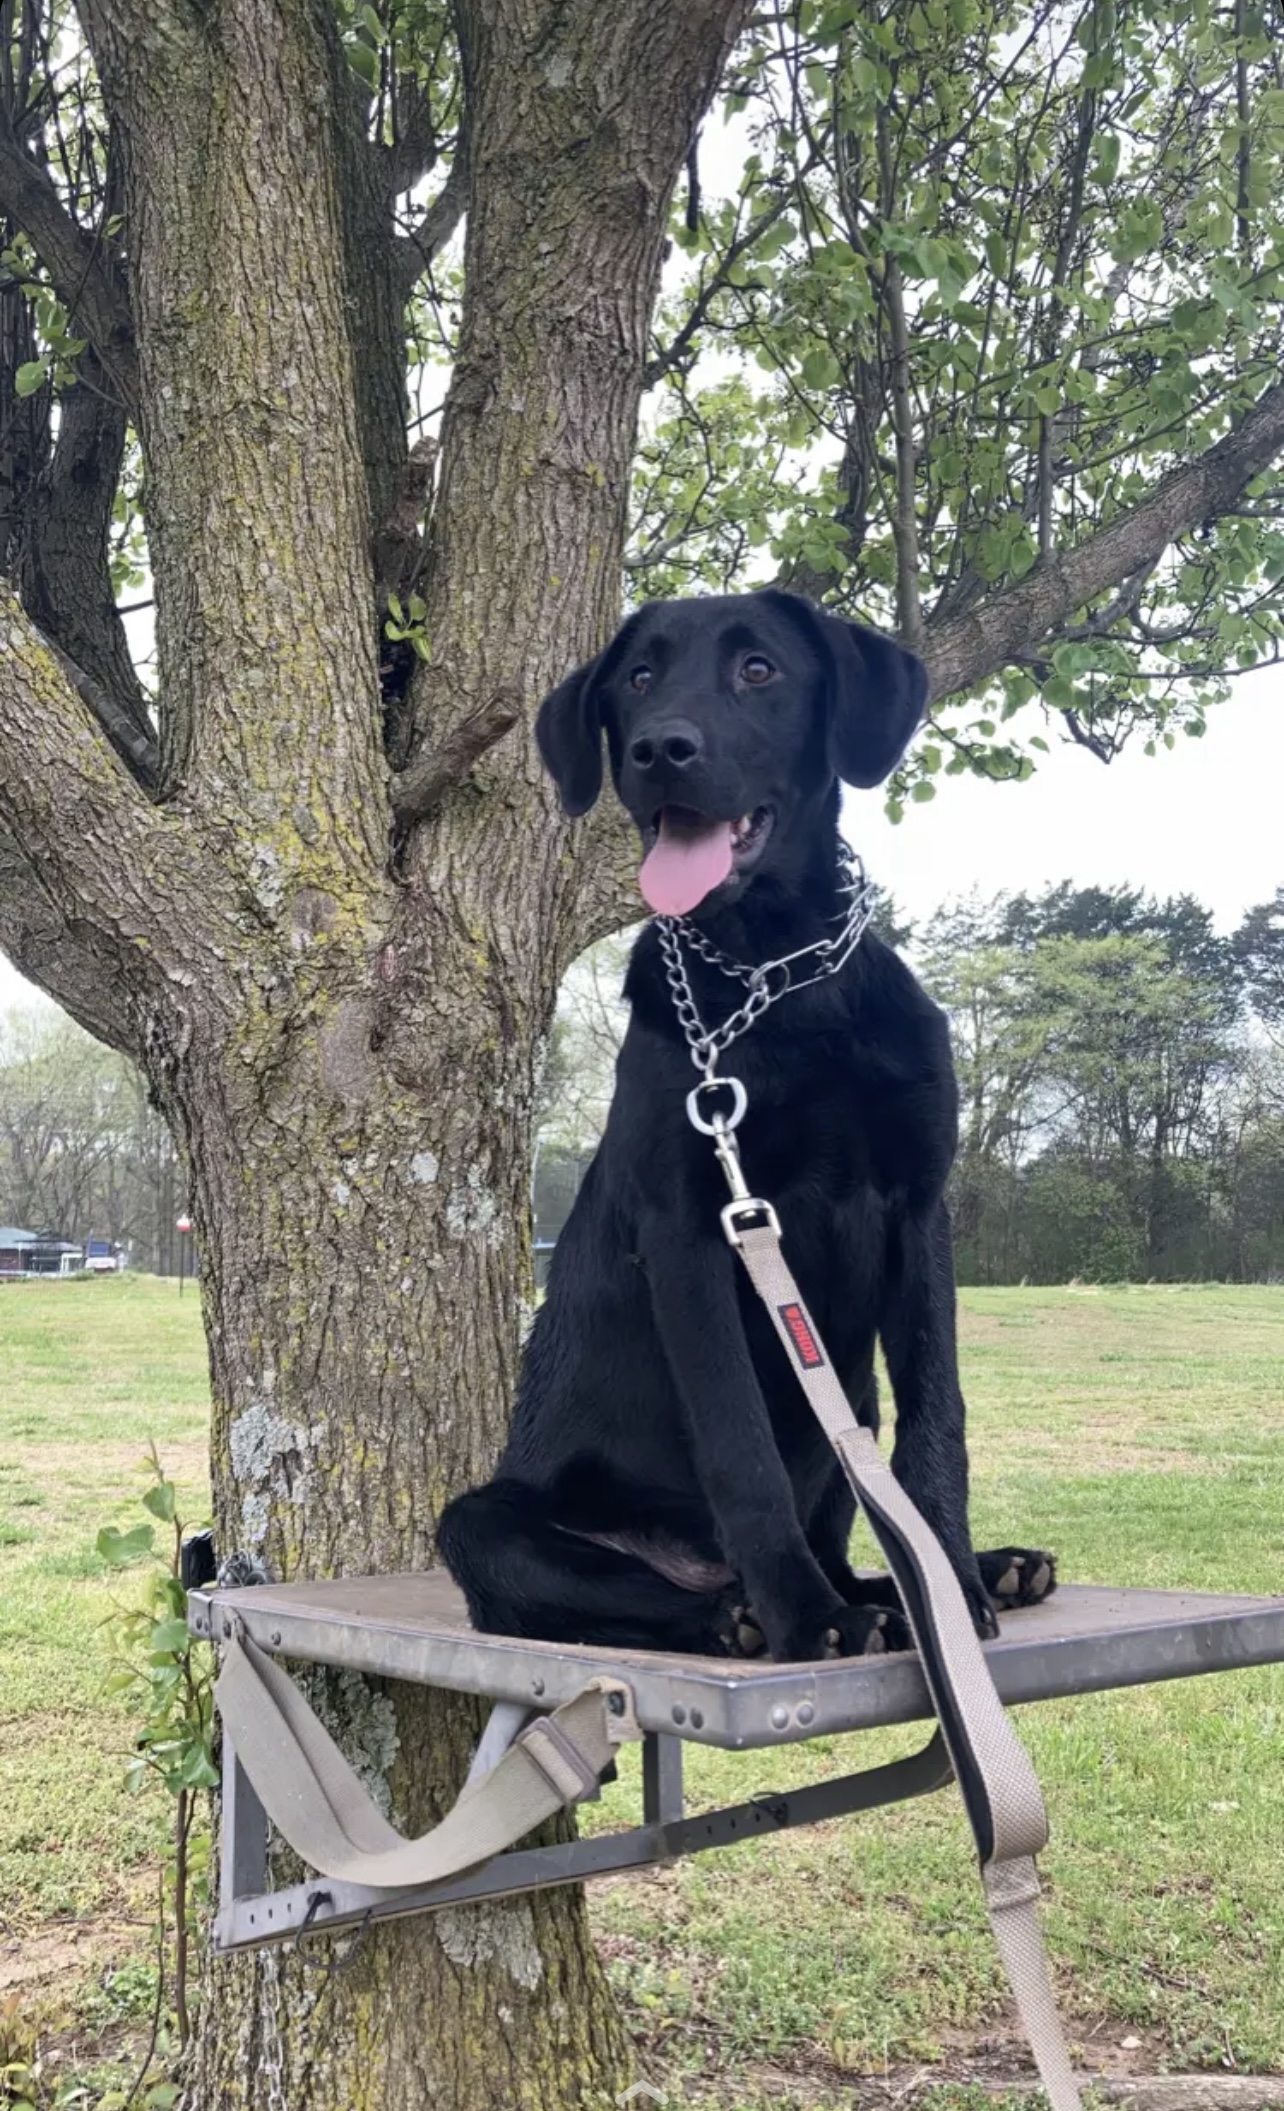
(656, 844, 877, 1076)
(259, 1943, 288, 2111)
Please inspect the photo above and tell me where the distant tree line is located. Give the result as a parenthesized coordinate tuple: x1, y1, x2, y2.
(6, 877, 1281, 1285)
(0, 1009, 185, 1272)
(535, 882, 1284, 1285)
(921, 882, 1284, 1282)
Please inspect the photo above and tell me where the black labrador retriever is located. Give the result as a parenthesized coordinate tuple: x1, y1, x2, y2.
(439, 590, 1054, 1662)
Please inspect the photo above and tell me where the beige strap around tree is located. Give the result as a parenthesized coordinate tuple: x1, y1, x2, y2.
(733, 1220, 1081, 2111)
(215, 1624, 634, 1892)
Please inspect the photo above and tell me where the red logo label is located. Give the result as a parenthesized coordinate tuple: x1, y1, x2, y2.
(779, 1302, 824, 1370)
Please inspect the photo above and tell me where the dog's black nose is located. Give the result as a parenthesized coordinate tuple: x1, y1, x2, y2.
(629, 719, 704, 773)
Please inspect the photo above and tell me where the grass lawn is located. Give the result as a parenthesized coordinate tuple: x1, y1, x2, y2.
(2, 1275, 1282, 2108)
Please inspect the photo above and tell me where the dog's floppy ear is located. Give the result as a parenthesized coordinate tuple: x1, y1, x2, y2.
(761, 590, 928, 788)
(536, 655, 606, 817)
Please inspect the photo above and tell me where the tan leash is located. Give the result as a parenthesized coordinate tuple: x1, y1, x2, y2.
(688, 1070, 1082, 2111)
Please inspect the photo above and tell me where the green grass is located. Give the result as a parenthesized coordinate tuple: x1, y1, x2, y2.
(2, 1276, 1283, 2106)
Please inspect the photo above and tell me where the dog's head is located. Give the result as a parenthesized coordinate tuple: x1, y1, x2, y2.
(536, 590, 926, 916)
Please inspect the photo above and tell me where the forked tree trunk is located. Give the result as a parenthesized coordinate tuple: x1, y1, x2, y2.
(0, 0, 748, 2103)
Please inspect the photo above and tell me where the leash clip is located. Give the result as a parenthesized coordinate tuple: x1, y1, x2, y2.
(686, 1077, 779, 1246)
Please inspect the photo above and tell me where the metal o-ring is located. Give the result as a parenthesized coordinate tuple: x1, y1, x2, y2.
(686, 1075, 748, 1135)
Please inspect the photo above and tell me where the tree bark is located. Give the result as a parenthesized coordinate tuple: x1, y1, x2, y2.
(1, 1, 748, 2105)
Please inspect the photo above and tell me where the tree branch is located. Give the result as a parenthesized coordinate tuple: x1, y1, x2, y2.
(395, 149, 469, 292)
(922, 380, 1284, 702)
(17, 352, 156, 776)
(0, 108, 138, 413)
(0, 586, 186, 1025)
(381, 81, 439, 196)
(642, 171, 811, 391)
(38, 629, 159, 783)
(0, 820, 141, 1054)
(391, 687, 521, 829)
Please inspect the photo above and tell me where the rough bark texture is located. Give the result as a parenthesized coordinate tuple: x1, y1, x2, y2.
(0, 1, 747, 2104)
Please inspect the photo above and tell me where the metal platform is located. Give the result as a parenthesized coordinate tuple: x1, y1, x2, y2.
(192, 1572, 1284, 1953)
(190, 1571, 1284, 1750)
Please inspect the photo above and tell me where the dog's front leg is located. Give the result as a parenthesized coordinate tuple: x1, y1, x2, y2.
(879, 1200, 996, 1635)
(639, 1212, 861, 1661)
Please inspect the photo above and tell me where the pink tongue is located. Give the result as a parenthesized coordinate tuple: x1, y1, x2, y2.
(640, 811, 734, 915)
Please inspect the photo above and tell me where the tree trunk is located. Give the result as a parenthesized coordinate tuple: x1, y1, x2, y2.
(0, 1, 749, 2105)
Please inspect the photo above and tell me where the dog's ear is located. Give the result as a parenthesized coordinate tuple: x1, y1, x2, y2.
(536, 655, 606, 817)
(761, 591, 928, 788)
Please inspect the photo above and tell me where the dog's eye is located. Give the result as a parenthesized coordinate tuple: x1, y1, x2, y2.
(742, 655, 775, 685)
(629, 666, 653, 694)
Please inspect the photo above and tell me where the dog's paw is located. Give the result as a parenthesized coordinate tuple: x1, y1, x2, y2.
(978, 1545, 1057, 1611)
(817, 1603, 912, 1660)
(726, 1604, 768, 1658)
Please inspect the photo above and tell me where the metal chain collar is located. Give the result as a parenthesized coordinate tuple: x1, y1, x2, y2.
(657, 843, 876, 1077)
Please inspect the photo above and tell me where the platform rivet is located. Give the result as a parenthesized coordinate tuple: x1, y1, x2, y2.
(797, 1702, 815, 1726)
(690, 1708, 704, 1730)
(531, 1677, 545, 1697)
(770, 1704, 789, 1729)
(672, 1705, 687, 1726)
(270, 1630, 282, 1646)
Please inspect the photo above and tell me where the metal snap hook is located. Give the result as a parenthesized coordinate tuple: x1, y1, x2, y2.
(686, 1075, 748, 1135)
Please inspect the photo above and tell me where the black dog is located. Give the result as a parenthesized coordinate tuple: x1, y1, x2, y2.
(440, 590, 1054, 1662)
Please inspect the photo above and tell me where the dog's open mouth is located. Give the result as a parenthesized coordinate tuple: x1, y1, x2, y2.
(639, 804, 775, 916)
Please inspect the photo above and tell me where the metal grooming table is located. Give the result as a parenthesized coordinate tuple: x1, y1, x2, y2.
(190, 1573, 1284, 1953)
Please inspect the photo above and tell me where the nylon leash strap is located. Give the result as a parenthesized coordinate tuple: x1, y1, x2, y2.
(687, 1074, 1082, 2111)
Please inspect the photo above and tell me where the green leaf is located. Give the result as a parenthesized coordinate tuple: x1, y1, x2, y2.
(150, 1617, 192, 1654)
(1095, 132, 1121, 184)
(15, 360, 47, 397)
(801, 345, 841, 390)
(910, 779, 937, 802)
(143, 1481, 176, 1523)
(347, 37, 379, 88)
(176, 1743, 220, 1789)
(97, 1523, 155, 1567)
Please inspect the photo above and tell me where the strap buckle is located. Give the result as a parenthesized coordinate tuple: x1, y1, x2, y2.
(517, 1716, 604, 1804)
(721, 1197, 782, 1249)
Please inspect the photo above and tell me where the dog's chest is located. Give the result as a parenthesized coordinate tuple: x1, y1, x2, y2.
(734, 1058, 884, 1207)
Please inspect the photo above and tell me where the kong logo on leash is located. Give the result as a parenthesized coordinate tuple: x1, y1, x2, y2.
(778, 1301, 825, 1370)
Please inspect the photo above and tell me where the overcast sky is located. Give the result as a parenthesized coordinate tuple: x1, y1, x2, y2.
(847, 660, 1283, 935)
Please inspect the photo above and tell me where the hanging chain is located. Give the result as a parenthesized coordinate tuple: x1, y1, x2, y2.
(259, 1944, 288, 2111)
(657, 843, 877, 1077)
